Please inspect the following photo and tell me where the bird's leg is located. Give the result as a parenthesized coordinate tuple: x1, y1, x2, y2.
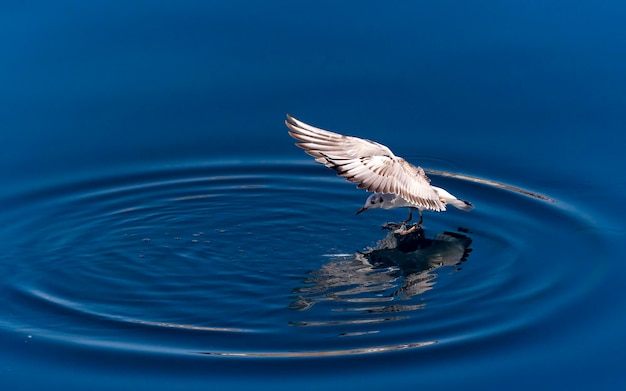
(384, 208, 420, 231)
(403, 208, 414, 223)
(396, 209, 424, 234)
(391, 208, 418, 234)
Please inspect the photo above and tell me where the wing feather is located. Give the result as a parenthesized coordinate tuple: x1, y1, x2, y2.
(286, 115, 445, 211)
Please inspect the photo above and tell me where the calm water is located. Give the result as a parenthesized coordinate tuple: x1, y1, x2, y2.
(2, 1, 626, 390)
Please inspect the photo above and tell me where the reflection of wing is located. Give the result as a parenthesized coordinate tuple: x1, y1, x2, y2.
(396, 272, 437, 298)
(419, 232, 472, 269)
(286, 115, 445, 211)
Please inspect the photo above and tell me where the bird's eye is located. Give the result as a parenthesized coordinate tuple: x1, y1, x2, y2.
(370, 199, 376, 204)
(378, 197, 383, 203)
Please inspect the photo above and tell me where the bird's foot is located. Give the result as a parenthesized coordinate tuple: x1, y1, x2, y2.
(382, 222, 421, 235)
(395, 224, 419, 235)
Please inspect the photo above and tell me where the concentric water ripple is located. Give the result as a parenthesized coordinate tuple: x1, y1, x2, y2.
(0, 159, 605, 357)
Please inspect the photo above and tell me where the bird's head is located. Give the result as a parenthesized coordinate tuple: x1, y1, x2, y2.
(356, 193, 387, 215)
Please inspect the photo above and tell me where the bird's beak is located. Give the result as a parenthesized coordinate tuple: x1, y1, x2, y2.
(356, 207, 367, 215)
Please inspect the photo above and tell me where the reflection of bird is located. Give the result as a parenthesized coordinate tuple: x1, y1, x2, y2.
(289, 228, 472, 313)
(286, 115, 473, 225)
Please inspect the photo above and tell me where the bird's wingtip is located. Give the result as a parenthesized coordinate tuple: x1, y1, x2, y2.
(285, 114, 298, 133)
(285, 114, 299, 130)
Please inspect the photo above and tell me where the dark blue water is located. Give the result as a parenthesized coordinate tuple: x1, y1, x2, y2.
(2, 1, 626, 390)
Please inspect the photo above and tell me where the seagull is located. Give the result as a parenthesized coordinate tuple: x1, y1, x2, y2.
(285, 114, 473, 226)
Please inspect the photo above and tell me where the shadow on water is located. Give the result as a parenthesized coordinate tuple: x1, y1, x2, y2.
(290, 226, 472, 314)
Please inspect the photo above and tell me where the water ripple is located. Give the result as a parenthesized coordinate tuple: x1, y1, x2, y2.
(0, 159, 607, 358)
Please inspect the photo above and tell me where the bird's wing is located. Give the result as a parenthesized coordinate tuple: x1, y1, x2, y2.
(286, 115, 445, 211)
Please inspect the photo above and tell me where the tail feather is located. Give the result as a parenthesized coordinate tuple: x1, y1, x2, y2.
(432, 186, 473, 212)
(449, 198, 473, 212)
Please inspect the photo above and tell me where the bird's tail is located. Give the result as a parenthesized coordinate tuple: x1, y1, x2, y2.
(448, 198, 474, 212)
(433, 186, 474, 212)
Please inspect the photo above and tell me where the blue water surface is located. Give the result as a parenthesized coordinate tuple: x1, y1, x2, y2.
(1, 1, 626, 390)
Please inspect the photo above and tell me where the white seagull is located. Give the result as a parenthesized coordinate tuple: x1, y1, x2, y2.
(285, 114, 473, 225)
